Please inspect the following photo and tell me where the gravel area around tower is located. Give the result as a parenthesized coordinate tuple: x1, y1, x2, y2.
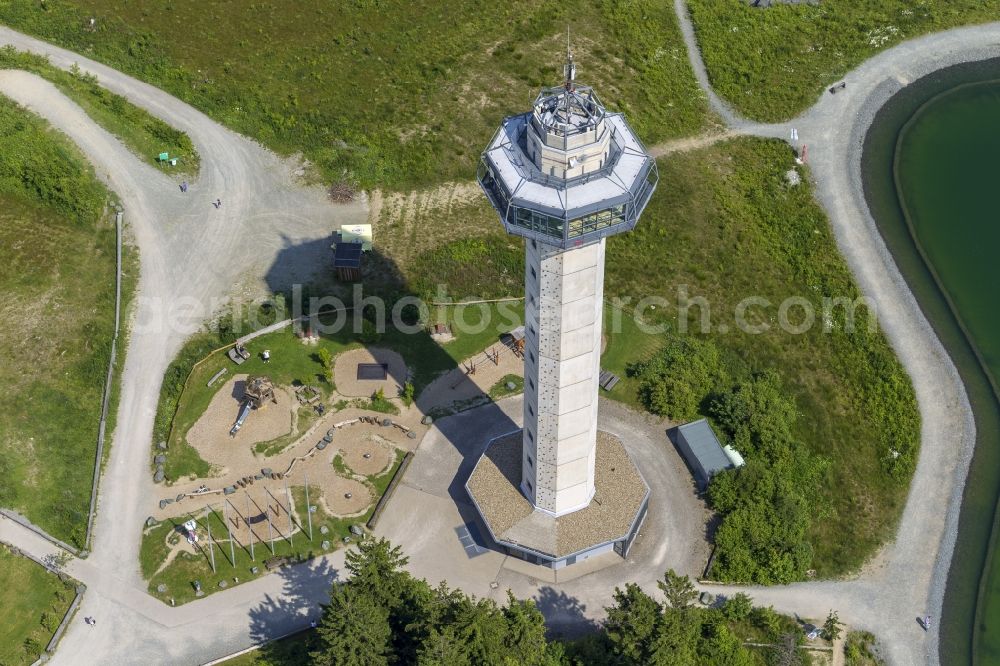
(466, 430, 648, 558)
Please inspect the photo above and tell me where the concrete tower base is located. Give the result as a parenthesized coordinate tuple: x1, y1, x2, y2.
(466, 430, 649, 569)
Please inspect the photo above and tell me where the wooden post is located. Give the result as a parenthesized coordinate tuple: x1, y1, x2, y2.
(222, 501, 236, 567)
(245, 493, 255, 561)
(304, 472, 313, 542)
(284, 479, 294, 547)
(205, 510, 216, 573)
(266, 499, 276, 555)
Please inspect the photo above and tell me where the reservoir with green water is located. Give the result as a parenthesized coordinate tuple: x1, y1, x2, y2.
(863, 60, 1000, 665)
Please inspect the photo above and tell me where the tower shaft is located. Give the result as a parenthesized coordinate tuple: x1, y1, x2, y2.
(520, 238, 606, 516)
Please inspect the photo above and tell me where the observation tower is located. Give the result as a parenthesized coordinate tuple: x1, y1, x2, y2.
(466, 51, 655, 568)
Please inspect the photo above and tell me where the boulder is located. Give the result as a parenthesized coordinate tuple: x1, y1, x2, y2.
(316, 441, 327, 450)
(321, 540, 331, 550)
(261, 468, 272, 478)
(320, 525, 329, 535)
(154, 454, 166, 464)
(157, 441, 167, 450)
(176, 494, 185, 502)
(381, 418, 392, 427)
(407, 431, 417, 439)
(421, 415, 433, 425)
(154, 469, 165, 483)
(156, 583, 167, 593)
(158, 499, 169, 510)
(224, 485, 236, 495)
(145, 516, 157, 528)
(506, 381, 516, 390)
(218, 580, 228, 589)
(350, 524, 364, 536)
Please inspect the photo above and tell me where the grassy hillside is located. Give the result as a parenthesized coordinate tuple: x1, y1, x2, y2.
(0, 544, 76, 665)
(0, 95, 118, 548)
(599, 137, 918, 577)
(0, 0, 710, 190)
(687, 0, 1000, 121)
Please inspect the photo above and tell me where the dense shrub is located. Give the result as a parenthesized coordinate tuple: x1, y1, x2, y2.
(687, 0, 1000, 121)
(0, 96, 106, 223)
(630, 342, 826, 583)
(628, 335, 729, 421)
(707, 372, 828, 583)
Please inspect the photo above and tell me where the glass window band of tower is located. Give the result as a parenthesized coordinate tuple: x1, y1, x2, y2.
(477, 157, 513, 221)
(477, 156, 659, 248)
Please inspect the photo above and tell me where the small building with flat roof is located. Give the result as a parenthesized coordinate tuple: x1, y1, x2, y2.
(331, 232, 363, 281)
(674, 419, 743, 490)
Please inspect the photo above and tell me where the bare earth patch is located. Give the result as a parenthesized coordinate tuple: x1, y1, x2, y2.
(338, 432, 394, 476)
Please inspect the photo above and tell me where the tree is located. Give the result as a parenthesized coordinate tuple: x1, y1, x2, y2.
(721, 593, 753, 623)
(650, 608, 699, 665)
(823, 610, 843, 642)
(344, 538, 412, 611)
(446, 597, 509, 664)
(501, 593, 559, 664)
(658, 569, 697, 610)
(696, 616, 756, 666)
(749, 605, 783, 639)
(604, 583, 662, 665)
(312, 583, 391, 666)
(628, 335, 727, 420)
(359, 318, 381, 344)
(774, 632, 802, 666)
(416, 626, 470, 666)
(317, 347, 333, 377)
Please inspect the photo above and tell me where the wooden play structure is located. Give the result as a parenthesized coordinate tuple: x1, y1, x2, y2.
(231, 376, 278, 437)
(245, 376, 278, 409)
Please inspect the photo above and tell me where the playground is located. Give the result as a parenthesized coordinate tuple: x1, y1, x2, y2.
(143, 314, 525, 603)
(144, 405, 413, 604)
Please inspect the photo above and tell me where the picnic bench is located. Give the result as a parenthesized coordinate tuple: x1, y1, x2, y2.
(599, 370, 620, 392)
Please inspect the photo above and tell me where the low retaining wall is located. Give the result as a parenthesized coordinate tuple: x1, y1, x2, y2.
(366, 451, 414, 530)
(84, 211, 124, 552)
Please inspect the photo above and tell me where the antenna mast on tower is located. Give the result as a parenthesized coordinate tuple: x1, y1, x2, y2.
(563, 27, 576, 92)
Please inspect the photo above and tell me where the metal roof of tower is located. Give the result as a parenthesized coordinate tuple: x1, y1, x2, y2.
(477, 49, 658, 250)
